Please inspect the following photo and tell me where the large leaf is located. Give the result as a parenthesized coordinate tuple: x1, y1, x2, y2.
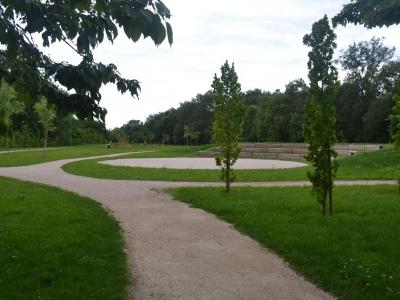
(166, 22, 173, 45)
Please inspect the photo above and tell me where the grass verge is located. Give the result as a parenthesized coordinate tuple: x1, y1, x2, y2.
(64, 148, 400, 181)
(168, 186, 400, 299)
(0, 144, 199, 167)
(0, 177, 129, 299)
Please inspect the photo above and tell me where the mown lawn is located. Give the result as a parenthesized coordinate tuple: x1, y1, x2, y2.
(0, 177, 129, 299)
(64, 148, 400, 181)
(168, 186, 400, 300)
(0, 144, 201, 167)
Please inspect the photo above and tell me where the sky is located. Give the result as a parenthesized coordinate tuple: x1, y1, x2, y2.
(41, 0, 400, 129)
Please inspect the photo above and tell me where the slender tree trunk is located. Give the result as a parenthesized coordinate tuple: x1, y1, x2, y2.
(5, 125, 9, 151)
(328, 150, 333, 216)
(44, 129, 48, 148)
(69, 119, 72, 145)
(226, 155, 231, 193)
(226, 129, 232, 193)
(329, 184, 333, 216)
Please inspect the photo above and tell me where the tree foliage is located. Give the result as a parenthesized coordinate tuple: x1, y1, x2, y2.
(0, 0, 173, 121)
(112, 36, 399, 147)
(183, 125, 200, 146)
(0, 81, 24, 149)
(114, 57, 400, 146)
(392, 82, 400, 148)
(212, 61, 245, 193)
(333, 0, 400, 28)
(303, 16, 339, 216)
(34, 97, 56, 148)
(336, 38, 398, 142)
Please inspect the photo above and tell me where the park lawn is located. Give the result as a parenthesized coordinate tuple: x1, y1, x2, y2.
(0, 177, 129, 299)
(0, 144, 196, 167)
(168, 186, 400, 300)
(64, 148, 400, 181)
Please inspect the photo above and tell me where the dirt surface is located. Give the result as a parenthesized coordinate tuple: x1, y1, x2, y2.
(100, 157, 307, 170)
(2, 153, 393, 299)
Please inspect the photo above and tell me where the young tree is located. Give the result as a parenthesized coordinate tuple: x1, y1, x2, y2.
(392, 82, 400, 148)
(183, 125, 191, 146)
(0, 81, 24, 150)
(212, 61, 245, 193)
(0, 1, 173, 121)
(161, 133, 170, 145)
(190, 130, 200, 145)
(183, 125, 200, 146)
(303, 16, 339, 216)
(34, 97, 56, 148)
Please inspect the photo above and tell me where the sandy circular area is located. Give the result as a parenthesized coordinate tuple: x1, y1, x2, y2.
(100, 157, 307, 170)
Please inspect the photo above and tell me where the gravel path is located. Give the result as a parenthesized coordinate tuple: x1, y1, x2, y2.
(101, 157, 307, 169)
(1, 154, 394, 299)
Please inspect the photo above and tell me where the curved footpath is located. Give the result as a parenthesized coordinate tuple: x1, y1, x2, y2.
(0, 153, 395, 299)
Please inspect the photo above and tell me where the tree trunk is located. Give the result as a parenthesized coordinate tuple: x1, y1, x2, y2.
(226, 129, 232, 193)
(226, 158, 231, 193)
(5, 125, 9, 151)
(44, 129, 48, 148)
(328, 151, 333, 216)
(329, 185, 333, 216)
(69, 118, 72, 145)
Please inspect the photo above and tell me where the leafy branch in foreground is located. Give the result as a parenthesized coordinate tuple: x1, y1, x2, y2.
(303, 16, 339, 216)
(0, 0, 173, 121)
(333, 0, 400, 28)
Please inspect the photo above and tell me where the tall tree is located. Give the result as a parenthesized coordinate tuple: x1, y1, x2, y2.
(0, 81, 24, 149)
(339, 38, 395, 98)
(303, 16, 339, 216)
(337, 38, 396, 141)
(34, 97, 56, 148)
(212, 61, 245, 193)
(333, 0, 400, 28)
(0, 0, 173, 121)
(334, 0, 400, 142)
(392, 81, 400, 148)
(243, 105, 260, 142)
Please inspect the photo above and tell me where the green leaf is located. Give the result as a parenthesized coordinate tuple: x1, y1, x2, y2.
(131, 26, 142, 43)
(77, 34, 89, 53)
(140, 9, 154, 24)
(166, 22, 173, 45)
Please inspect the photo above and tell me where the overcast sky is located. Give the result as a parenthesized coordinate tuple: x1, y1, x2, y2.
(42, 0, 400, 129)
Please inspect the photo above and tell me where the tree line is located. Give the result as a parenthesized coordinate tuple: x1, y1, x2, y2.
(113, 37, 400, 146)
(0, 82, 109, 148)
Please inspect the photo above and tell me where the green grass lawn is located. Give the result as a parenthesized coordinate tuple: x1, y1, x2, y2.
(0, 177, 129, 299)
(168, 186, 400, 300)
(63, 148, 400, 181)
(0, 144, 200, 167)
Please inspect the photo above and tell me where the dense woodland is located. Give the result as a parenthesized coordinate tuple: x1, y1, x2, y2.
(112, 38, 400, 145)
(0, 105, 108, 148)
(1, 37, 399, 148)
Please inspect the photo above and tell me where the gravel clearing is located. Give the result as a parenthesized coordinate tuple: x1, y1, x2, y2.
(100, 157, 307, 169)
